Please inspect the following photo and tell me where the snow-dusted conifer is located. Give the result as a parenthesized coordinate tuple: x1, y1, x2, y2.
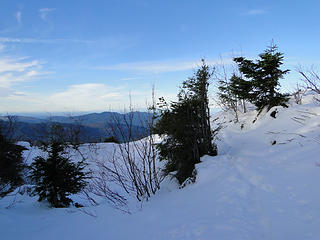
(234, 43, 290, 111)
(155, 59, 217, 184)
(30, 140, 88, 208)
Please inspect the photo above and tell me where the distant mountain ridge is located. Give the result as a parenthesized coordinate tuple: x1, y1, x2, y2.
(0, 111, 153, 143)
(47, 111, 152, 128)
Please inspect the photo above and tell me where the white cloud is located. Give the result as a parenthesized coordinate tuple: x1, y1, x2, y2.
(100, 60, 198, 73)
(0, 37, 92, 44)
(39, 8, 56, 20)
(0, 82, 159, 113)
(243, 9, 267, 16)
(0, 58, 38, 74)
(120, 77, 138, 81)
(99, 58, 233, 74)
(0, 83, 126, 112)
(14, 11, 22, 23)
(0, 57, 46, 88)
(44, 84, 124, 111)
(0, 36, 135, 51)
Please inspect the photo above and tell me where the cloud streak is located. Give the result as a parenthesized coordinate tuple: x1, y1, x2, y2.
(0, 83, 130, 112)
(0, 57, 48, 89)
(98, 58, 233, 74)
(47, 83, 122, 109)
(0, 37, 92, 44)
(0, 36, 137, 53)
(243, 9, 267, 16)
(39, 8, 56, 20)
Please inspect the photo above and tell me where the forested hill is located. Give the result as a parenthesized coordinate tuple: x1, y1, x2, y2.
(0, 111, 152, 143)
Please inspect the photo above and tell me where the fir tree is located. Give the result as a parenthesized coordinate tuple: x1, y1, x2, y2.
(218, 73, 252, 121)
(155, 60, 217, 184)
(218, 74, 240, 120)
(30, 140, 88, 208)
(181, 59, 216, 156)
(0, 130, 26, 197)
(234, 43, 290, 111)
(228, 74, 252, 113)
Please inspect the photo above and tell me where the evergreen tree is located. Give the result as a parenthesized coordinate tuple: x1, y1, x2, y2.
(218, 73, 252, 120)
(218, 74, 240, 120)
(228, 74, 252, 113)
(155, 60, 217, 184)
(234, 43, 290, 111)
(181, 59, 216, 156)
(30, 140, 88, 207)
(0, 129, 26, 197)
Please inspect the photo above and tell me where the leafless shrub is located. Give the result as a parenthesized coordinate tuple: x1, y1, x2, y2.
(297, 67, 320, 102)
(83, 160, 130, 212)
(85, 89, 162, 211)
(292, 83, 306, 105)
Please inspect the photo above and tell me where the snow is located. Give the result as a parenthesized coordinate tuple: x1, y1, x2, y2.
(1, 93, 320, 240)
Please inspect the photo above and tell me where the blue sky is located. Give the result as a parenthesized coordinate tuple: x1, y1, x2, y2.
(0, 0, 319, 113)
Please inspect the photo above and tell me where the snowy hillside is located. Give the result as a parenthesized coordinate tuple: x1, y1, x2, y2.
(1, 93, 320, 240)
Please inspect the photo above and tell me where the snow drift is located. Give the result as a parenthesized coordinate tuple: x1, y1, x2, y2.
(1, 93, 320, 240)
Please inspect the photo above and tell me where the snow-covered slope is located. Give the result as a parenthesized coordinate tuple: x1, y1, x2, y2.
(1, 94, 320, 240)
